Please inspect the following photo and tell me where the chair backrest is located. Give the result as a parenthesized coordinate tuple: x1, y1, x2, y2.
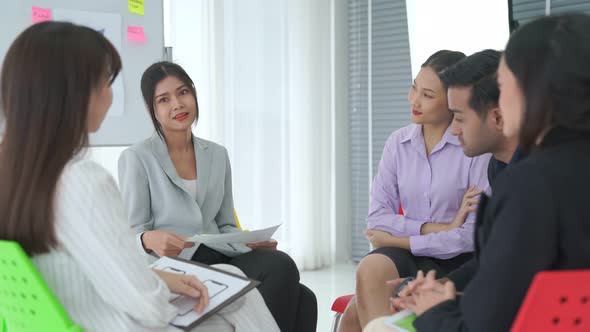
(511, 270, 590, 332)
(0, 240, 82, 332)
(234, 209, 243, 230)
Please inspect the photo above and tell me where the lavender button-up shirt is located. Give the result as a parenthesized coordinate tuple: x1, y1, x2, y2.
(368, 124, 491, 259)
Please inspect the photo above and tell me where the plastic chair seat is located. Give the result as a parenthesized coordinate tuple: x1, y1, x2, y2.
(0, 240, 83, 332)
(512, 270, 590, 332)
(330, 294, 354, 332)
(332, 294, 354, 313)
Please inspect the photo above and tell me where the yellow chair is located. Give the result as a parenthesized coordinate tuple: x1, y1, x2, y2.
(234, 209, 250, 232)
(234, 209, 243, 230)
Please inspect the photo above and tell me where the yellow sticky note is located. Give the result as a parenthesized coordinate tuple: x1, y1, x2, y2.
(128, 0, 144, 16)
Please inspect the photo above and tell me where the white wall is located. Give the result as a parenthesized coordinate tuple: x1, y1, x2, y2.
(406, 0, 510, 76)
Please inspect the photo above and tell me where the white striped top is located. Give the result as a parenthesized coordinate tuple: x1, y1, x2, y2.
(32, 158, 180, 332)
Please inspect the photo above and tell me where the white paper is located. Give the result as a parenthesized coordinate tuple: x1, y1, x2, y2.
(52, 9, 125, 117)
(189, 224, 281, 245)
(150, 256, 252, 328)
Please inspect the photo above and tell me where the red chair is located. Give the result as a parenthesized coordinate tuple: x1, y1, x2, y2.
(511, 270, 590, 332)
(330, 294, 355, 331)
(330, 205, 404, 331)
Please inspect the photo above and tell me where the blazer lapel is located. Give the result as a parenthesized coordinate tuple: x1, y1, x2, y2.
(193, 136, 211, 207)
(149, 134, 190, 195)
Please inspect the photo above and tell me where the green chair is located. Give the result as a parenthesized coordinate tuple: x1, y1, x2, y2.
(0, 240, 82, 332)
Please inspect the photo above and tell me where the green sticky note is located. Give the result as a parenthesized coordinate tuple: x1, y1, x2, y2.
(128, 0, 144, 16)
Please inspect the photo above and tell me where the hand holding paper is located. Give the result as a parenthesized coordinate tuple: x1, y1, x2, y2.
(143, 230, 194, 257)
(246, 239, 278, 251)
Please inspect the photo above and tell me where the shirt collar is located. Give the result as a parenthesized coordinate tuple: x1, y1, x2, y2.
(400, 124, 421, 144)
(400, 124, 459, 147)
(440, 124, 460, 146)
(509, 146, 526, 164)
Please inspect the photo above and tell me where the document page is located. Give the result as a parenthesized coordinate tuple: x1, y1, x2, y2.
(188, 224, 281, 245)
(150, 256, 255, 328)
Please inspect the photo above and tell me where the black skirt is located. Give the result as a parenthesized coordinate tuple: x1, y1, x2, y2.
(367, 246, 473, 278)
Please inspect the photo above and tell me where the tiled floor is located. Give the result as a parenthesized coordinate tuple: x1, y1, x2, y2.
(300, 263, 357, 332)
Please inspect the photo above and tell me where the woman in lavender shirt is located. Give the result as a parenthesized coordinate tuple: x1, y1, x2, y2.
(339, 50, 491, 332)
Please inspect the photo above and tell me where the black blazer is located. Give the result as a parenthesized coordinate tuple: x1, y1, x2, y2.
(414, 128, 590, 332)
(447, 147, 526, 291)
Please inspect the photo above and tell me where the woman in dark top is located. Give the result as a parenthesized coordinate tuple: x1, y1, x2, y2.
(378, 13, 590, 332)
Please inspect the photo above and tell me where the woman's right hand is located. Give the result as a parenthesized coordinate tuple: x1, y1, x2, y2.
(450, 185, 482, 228)
(154, 270, 209, 313)
(141, 230, 194, 257)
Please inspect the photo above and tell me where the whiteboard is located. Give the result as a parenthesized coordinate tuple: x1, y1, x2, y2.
(0, 0, 164, 146)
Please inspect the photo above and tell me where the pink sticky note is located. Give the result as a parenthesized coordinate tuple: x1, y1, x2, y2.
(32, 6, 52, 24)
(127, 26, 146, 43)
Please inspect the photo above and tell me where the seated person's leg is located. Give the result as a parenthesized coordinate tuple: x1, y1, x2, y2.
(294, 283, 318, 332)
(339, 296, 362, 332)
(208, 264, 280, 332)
(229, 250, 305, 332)
(346, 248, 471, 331)
(191, 244, 231, 265)
(355, 248, 415, 328)
(190, 314, 233, 332)
(362, 317, 397, 332)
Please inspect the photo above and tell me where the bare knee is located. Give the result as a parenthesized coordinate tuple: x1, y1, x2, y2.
(356, 254, 397, 286)
(354, 255, 398, 328)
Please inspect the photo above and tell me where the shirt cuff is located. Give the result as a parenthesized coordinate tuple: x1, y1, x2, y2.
(368, 218, 424, 237)
(409, 234, 428, 256)
(407, 220, 425, 236)
(135, 231, 152, 255)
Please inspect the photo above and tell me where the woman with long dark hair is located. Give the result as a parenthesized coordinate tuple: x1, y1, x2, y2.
(0, 22, 278, 332)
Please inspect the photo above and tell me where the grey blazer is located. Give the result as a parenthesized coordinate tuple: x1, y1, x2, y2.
(118, 134, 250, 257)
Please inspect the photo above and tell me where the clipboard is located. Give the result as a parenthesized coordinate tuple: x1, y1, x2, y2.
(150, 256, 260, 330)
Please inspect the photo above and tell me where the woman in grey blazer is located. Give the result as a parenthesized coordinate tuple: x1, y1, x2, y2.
(118, 62, 317, 332)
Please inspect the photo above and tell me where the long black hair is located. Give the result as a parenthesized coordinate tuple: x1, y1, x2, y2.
(504, 13, 590, 150)
(0, 22, 121, 255)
